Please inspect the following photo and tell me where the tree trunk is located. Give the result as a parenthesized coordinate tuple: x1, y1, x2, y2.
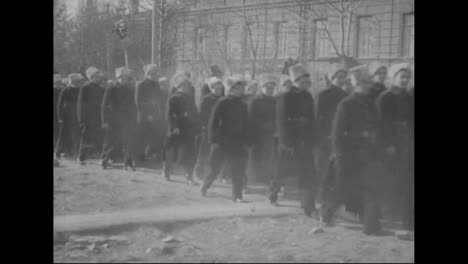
(340, 0, 345, 56)
(158, 0, 166, 67)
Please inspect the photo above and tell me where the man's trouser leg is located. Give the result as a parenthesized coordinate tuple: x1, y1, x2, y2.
(122, 122, 137, 167)
(315, 142, 330, 183)
(247, 142, 262, 184)
(319, 155, 347, 224)
(55, 122, 71, 157)
(179, 136, 197, 180)
(137, 120, 150, 159)
(163, 135, 178, 177)
(363, 190, 382, 235)
(298, 144, 317, 215)
(269, 148, 295, 203)
(202, 145, 225, 190)
(227, 146, 247, 200)
(70, 123, 81, 157)
(194, 130, 208, 179)
(100, 125, 120, 164)
(78, 123, 90, 162)
(78, 123, 102, 162)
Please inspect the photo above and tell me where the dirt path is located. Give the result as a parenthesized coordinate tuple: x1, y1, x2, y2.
(54, 200, 301, 233)
(54, 158, 414, 263)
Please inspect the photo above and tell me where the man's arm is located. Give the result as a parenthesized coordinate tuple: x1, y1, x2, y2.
(57, 88, 66, 123)
(376, 93, 395, 149)
(331, 100, 348, 157)
(77, 86, 85, 125)
(276, 94, 288, 147)
(101, 86, 112, 126)
(208, 99, 223, 145)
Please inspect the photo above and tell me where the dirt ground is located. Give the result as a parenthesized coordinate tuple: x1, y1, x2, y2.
(53, 158, 414, 263)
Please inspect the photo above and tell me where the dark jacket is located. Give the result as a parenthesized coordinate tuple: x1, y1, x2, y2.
(166, 91, 200, 137)
(135, 78, 163, 121)
(54, 86, 62, 124)
(101, 83, 137, 126)
(200, 83, 212, 105)
(409, 88, 414, 133)
(315, 85, 347, 143)
(249, 93, 276, 142)
(331, 92, 379, 156)
(57, 86, 80, 124)
(276, 87, 315, 148)
(243, 93, 256, 106)
(330, 92, 381, 215)
(208, 94, 249, 146)
(199, 93, 223, 129)
(368, 82, 387, 103)
(77, 82, 104, 126)
(376, 88, 412, 149)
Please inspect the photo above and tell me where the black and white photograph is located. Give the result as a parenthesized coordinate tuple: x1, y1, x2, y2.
(53, 0, 414, 262)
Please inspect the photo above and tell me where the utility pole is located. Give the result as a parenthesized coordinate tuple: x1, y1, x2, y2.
(152, 0, 157, 64)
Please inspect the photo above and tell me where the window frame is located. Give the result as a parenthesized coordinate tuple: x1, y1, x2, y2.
(401, 12, 414, 58)
(194, 27, 205, 60)
(356, 15, 377, 58)
(313, 18, 330, 58)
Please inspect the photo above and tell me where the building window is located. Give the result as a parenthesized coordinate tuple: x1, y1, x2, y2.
(223, 25, 232, 57)
(273, 22, 288, 59)
(242, 27, 252, 59)
(314, 19, 331, 58)
(402, 13, 414, 57)
(278, 23, 288, 59)
(356, 16, 377, 58)
(195, 27, 204, 60)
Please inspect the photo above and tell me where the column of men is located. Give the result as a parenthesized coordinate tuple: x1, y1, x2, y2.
(53, 61, 413, 235)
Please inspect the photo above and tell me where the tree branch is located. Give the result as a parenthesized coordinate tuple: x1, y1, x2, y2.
(323, 0, 343, 14)
(350, 0, 366, 12)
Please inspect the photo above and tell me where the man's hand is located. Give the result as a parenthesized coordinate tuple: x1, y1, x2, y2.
(102, 123, 109, 129)
(147, 115, 154, 122)
(58, 120, 63, 124)
(173, 128, 180, 135)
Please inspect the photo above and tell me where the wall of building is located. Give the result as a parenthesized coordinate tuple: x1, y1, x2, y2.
(173, 0, 414, 94)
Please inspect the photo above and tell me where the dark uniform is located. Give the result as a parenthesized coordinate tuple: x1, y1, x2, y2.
(406, 87, 414, 230)
(201, 94, 250, 201)
(101, 83, 138, 169)
(135, 78, 164, 159)
(77, 82, 104, 162)
(55, 85, 80, 157)
(368, 82, 386, 103)
(163, 91, 200, 180)
(243, 93, 256, 106)
(200, 83, 212, 105)
(269, 87, 316, 215)
(376, 88, 412, 227)
(247, 93, 276, 184)
(322, 92, 383, 234)
(314, 85, 347, 184)
(194, 93, 223, 179)
(54, 85, 63, 149)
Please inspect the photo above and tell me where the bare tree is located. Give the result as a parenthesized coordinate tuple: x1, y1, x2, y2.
(139, 0, 185, 76)
(241, 0, 262, 79)
(289, 0, 366, 65)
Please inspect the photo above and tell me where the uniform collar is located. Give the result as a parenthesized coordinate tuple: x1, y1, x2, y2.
(289, 86, 302, 93)
(328, 85, 343, 93)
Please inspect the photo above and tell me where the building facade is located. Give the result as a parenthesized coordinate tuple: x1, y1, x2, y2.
(173, 0, 414, 94)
